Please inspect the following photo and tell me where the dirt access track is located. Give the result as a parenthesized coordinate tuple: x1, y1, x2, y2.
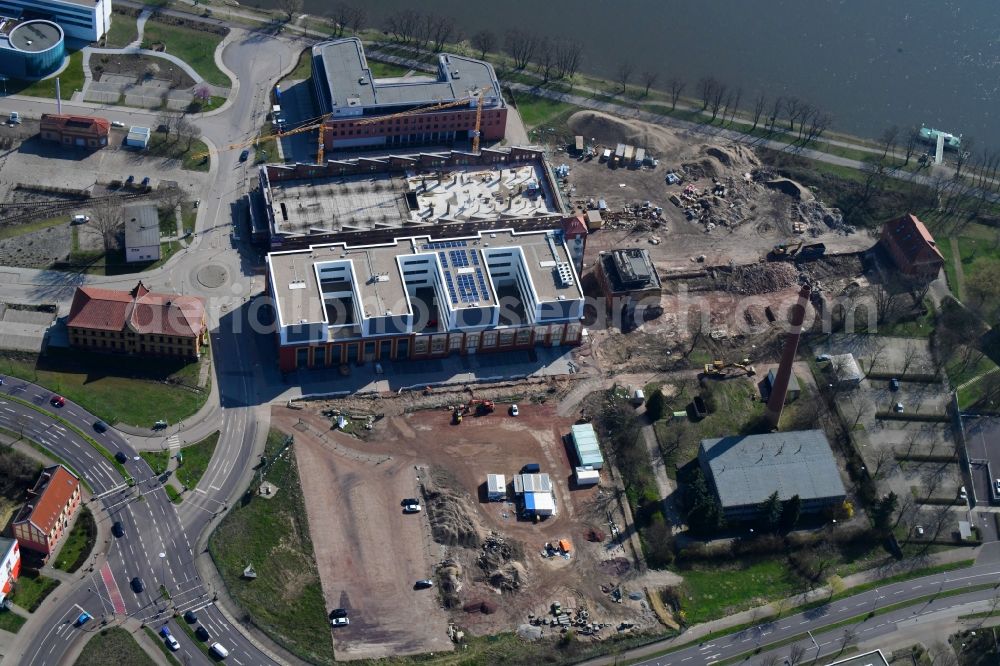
(272, 407, 454, 661)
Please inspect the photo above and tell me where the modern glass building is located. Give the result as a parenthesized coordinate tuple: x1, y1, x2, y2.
(0, 0, 110, 42)
(0, 18, 64, 78)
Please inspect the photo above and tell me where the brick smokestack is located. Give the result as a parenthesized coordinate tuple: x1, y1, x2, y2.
(765, 284, 812, 428)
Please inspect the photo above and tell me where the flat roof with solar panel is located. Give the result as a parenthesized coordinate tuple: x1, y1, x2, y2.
(418, 240, 496, 307)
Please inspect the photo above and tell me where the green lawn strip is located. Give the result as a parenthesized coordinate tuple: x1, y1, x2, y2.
(1, 392, 131, 483)
(677, 558, 803, 625)
(711, 583, 997, 666)
(0, 610, 26, 633)
(175, 431, 219, 489)
(0, 216, 69, 242)
(180, 201, 197, 235)
(140, 21, 229, 86)
(957, 610, 1000, 620)
(10, 51, 84, 100)
(367, 59, 412, 78)
(281, 47, 312, 81)
(175, 619, 213, 657)
(105, 12, 139, 47)
(147, 135, 210, 172)
(0, 350, 206, 428)
(208, 429, 333, 665)
(142, 627, 182, 666)
(53, 505, 96, 572)
(139, 450, 171, 475)
(164, 485, 182, 504)
(10, 571, 60, 612)
(76, 627, 157, 666)
(511, 92, 578, 129)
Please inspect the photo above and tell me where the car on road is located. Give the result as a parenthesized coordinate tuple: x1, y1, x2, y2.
(50, 395, 65, 407)
(75, 612, 92, 626)
(93, 420, 108, 433)
(239, 148, 250, 162)
(209, 642, 229, 659)
(130, 577, 144, 593)
(509, 404, 519, 417)
(112, 521, 124, 538)
(71, 214, 90, 224)
(960, 486, 968, 501)
(8, 111, 19, 124)
(184, 610, 198, 623)
(893, 402, 904, 413)
(995, 479, 1000, 493)
(153, 420, 168, 430)
(889, 378, 900, 391)
(111, 120, 125, 128)
(402, 498, 421, 513)
(159, 625, 180, 651)
(329, 608, 348, 619)
(195, 625, 210, 641)
(414, 579, 434, 589)
(114, 451, 127, 463)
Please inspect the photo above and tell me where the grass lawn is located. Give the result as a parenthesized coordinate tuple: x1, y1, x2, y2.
(282, 47, 312, 81)
(675, 557, 801, 625)
(76, 628, 156, 666)
(157, 206, 177, 236)
(175, 431, 219, 489)
(68, 239, 180, 276)
(0, 348, 208, 428)
(164, 484, 182, 504)
(105, 12, 139, 48)
(208, 429, 332, 665)
(0, 610, 25, 633)
(147, 135, 210, 172)
(0, 216, 69, 242)
(140, 450, 171, 475)
(879, 300, 935, 338)
(53, 505, 96, 572)
(367, 58, 412, 79)
(511, 92, 577, 129)
(141, 21, 229, 87)
(10, 51, 84, 100)
(10, 572, 60, 613)
(180, 201, 197, 235)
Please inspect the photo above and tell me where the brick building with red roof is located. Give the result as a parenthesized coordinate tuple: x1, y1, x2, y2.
(39, 114, 111, 150)
(67, 281, 207, 358)
(879, 213, 945, 280)
(12, 465, 81, 556)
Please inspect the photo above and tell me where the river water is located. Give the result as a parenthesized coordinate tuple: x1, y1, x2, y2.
(253, 0, 1000, 147)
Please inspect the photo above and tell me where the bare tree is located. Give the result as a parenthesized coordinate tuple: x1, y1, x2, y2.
(346, 4, 366, 34)
(156, 110, 180, 138)
(900, 340, 920, 376)
(955, 136, 975, 179)
(903, 125, 921, 165)
(640, 69, 659, 97)
(783, 96, 804, 131)
(871, 448, 895, 480)
(725, 87, 742, 124)
(802, 108, 831, 143)
(534, 37, 555, 82)
(428, 14, 458, 52)
(667, 77, 685, 111)
(155, 184, 187, 212)
(470, 29, 497, 60)
(331, 3, 365, 37)
(757, 656, 780, 666)
(879, 125, 899, 162)
(766, 95, 784, 131)
(751, 91, 766, 130)
(708, 80, 727, 121)
(872, 282, 900, 326)
(553, 39, 582, 80)
(176, 116, 201, 152)
(616, 59, 635, 94)
(697, 76, 719, 110)
(384, 9, 419, 44)
(275, 0, 302, 23)
(91, 196, 124, 254)
(787, 644, 807, 666)
(504, 29, 536, 69)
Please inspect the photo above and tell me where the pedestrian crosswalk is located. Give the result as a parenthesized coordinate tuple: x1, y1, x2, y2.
(167, 435, 181, 456)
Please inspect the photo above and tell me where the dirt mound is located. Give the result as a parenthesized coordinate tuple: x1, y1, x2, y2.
(567, 110, 686, 156)
(423, 468, 481, 548)
(477, 532, 526, 592)
(765, 177, 810, 200)
(723, 262, 800, 295)
(598, 557, 632, 577)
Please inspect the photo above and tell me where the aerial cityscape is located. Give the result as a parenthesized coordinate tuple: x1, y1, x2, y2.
(0, 2, 998, 666)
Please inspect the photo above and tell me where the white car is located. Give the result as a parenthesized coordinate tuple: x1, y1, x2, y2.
(165, 634, 180, 651)
(403, 502, 421, 514)
(995, 479, 1000, 493)
(330, 616, 350, 627)
(959, 486, 968, 501)
(111, 120, 126, 128)
(915, 526, 925, 536)
(510, 404, 519, 417)
(8, 111, 19, 124)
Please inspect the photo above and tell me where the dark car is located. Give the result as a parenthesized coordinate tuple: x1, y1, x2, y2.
(112, 521, 124, 538)
(114, 451, 127, 463)
(93, 420, 108, 433)
(125, 175, 134, 185)
(521, 463, 541, 474)
(889, 378, 900, 391)
(130, 577, 144, 593)
(328, 608, 348, 619)
(414, 579, 434, 589)
(50, 395, 65, 407)
(141, 176, 150, 187)
(195, 626, 210, 641)
(184, 610, 198, 623)
(239, 148, 250, 162)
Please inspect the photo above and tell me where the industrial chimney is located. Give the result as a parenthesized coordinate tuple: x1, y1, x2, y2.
(765, 284, 812, 428)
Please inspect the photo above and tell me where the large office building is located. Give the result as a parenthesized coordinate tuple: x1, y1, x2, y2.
(0, 0, 111, 42)
(311, 37, 506, 152)
(266, 227, 585, 372)
(0, 17, 63, 77)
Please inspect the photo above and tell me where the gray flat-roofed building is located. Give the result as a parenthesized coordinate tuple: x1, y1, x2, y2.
(698, 429, 846, 520)
(123, 204, 160, 263)
(830, 353, 863, 387)
(766, 368, 801, 403)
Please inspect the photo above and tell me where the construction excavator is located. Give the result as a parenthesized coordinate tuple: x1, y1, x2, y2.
(451, 398, 496, 424)
(768, 240, 803, 261)
(703, 358, 756, 377)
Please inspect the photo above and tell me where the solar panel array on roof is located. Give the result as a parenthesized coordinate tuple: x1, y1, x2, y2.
(426, 241, 490, 305)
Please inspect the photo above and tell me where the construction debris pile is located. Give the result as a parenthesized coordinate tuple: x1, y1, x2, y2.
(723, 262, 800, 295)
(576, 197, 665, 231)
(477, 532, 526, 592)
(795, 199, 855, 235)
(525, 601, 609, 637)
(437, 559, 464, 608)
(422, 469, 481, 548)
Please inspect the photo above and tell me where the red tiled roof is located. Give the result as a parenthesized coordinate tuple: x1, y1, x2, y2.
(68, 282, 205, 338)
(562, 215, 589, 237)
(886, 213, 944, 261)
(40, 113, 111, 135)
(13, 465, 79, 536)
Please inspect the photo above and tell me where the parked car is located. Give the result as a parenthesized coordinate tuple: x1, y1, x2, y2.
(130, 577, 144, 593)
(195, 626, 210, 641)
(112, 521, 124, 538)
(111, 120, 125, 128)
(114, 451, 127, 463)
(329, 608, 348, 619)
(414, 579, 434, 589)
(510, 404, 519, 417)
(893, 402, 904, 413)
(8, 111, 20, 124)
(93, 420, 108, 433)
(125, 175, 134, 185)
(184, 610, 198, 623)
(816, 354, 830, 362)
(889, 378, 900, 391)
(50, 395, 65, 407)
(995, 479, 1000, 493)
(960, 486, 968, 501)
(239, 148, 250, 162)
(71, 214, 90, 224)
(153, 420, 168, 430)
(330, 616, 350, 627)
(159, 625, 180, 651)
(209, 642, 229, 659)
(141, 177, 150, 187)
(915, 525, 925, 536)
(402, 499, 421, 513)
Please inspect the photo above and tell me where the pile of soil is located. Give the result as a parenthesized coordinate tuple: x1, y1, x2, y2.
(598, 557, 631, 577)
(422, 468, 481, 548)
(477, 532, 526, 592)
(722, 262, 800, 295)
(437, 559, 463, 608)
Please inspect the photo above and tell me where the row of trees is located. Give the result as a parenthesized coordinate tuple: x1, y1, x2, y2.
(383, 9, 458, 53)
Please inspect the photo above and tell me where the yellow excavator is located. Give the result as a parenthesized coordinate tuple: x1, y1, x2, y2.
(703, 358, 756, 377)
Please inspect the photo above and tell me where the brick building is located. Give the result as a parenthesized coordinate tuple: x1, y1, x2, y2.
(312, 38, 506, 152)
(39, 113, 110, 149)
(67, 281, 207, 359)
(879, 213, 945, 279)
(12, 465, 81, 556)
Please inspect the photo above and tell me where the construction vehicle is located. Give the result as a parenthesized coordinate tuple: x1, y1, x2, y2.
(468, 399, 495, 415)
(703, 358, 756, 377)
(768, 240, 802, 261)
(453, 406, 464, 424)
